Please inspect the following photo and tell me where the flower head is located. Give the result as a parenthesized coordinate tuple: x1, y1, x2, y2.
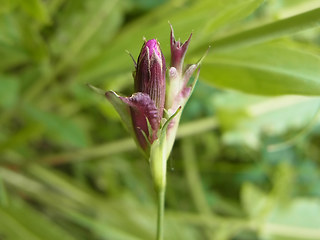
(104, 39, 166, 156)
(90, 25, 207, 161)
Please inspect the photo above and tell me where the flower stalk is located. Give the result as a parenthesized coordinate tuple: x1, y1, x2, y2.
(156, 189, 165, 240)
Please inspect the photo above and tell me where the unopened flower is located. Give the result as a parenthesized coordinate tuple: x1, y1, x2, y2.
(89, 25, 207, 187)
(164, 25, 208, 160)
(131, 39, 166, 149)
(103, 39, 168, 157)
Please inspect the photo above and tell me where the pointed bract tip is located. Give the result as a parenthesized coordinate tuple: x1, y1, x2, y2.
(126, 50, 137, 67)
(170, 24, 192, 50)
(196, 46, 210, 66)
(170, 24, 192, 71)
(87, 84, 105, 95)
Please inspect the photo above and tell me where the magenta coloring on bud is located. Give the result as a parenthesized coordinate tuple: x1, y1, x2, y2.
(135, 39, 166, 110)
(130, 39, 166, 149)
(141, 39, 162, 59)
(170, 26, 192, 73)
(119, 92, 160, 149)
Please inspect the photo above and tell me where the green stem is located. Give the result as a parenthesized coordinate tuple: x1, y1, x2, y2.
(156, 189, 165, 240)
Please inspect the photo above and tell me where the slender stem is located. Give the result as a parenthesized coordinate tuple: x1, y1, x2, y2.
(156, 189, 165, 240)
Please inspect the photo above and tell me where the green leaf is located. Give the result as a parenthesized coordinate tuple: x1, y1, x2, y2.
(0, 177, 9, 207)
(0, 0, 18, 14)
(23, 104, 88, 148)
(51, 0, 121, 72)
(0, 203, 76, 240)
(0, 15, 29, 70)
(0, 166, 199, 240)
(78, 0, 264, 83)
(241, 182, 268, 218)
(17, 0, 50, 24)
(241, 183, 320, 240)
(213, 91, 320, 147)
(206, 7, 320, 52)
(0, 75, 19, 109)
(264, 199, 320, 240)
(201, 42, 320, 95)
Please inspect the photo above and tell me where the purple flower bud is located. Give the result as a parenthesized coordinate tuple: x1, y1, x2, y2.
(125, 39, 166, 150)
(135, 39, 166, 118)
(170, 25, 192, 73)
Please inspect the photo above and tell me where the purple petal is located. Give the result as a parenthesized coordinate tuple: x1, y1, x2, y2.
(121, 92, 160, 149)
(145, 39, 162, 58)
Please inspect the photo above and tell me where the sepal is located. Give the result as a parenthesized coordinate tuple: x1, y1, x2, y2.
(104, 90, 136, 138)
(105, 91, 161, 156)
(170, 24, 192, 73)
(166, 47, 209, 111)
(88, 86, 135, 137)
(87, 84, 106, 95)
(150, 106, 181, 190)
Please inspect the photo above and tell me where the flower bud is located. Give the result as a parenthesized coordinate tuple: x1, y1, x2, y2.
(135, 39, 166, 119)
(170, 25, 192, 73)
(112, 39, 166, 152)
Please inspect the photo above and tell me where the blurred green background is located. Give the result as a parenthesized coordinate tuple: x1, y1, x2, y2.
(0, 0, 320, 239)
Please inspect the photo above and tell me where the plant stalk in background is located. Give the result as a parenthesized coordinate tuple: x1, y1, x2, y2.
(90, 25, 206, 240)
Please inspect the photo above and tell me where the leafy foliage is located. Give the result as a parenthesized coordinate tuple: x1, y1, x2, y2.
(0, 0, 320, 239)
